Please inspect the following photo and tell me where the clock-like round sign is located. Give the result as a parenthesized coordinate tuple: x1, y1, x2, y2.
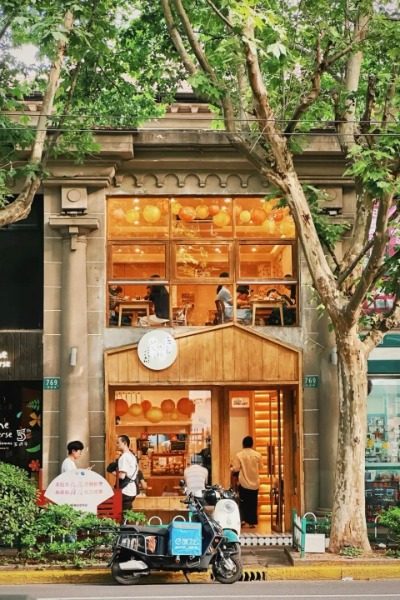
(137, 330, 178, 371)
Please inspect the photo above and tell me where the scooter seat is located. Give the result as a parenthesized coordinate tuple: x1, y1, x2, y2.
(119, 525, 169, 536)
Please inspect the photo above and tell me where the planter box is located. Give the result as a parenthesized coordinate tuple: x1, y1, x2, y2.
(304, 533, 326, 553)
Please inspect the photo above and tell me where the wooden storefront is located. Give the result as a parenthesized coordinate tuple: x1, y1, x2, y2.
(104, 323, 303, 532)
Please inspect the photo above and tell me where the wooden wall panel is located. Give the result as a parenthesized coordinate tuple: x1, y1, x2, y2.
(105, 325, 300, 385)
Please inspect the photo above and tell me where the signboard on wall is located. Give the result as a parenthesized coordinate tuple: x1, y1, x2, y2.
(304, 375, 319, 388)
(0, 383, 42, 473)
(43, 377, 61, 390)
(138, 330, 178, 371)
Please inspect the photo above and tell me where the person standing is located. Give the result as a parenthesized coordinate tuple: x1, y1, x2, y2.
(232, 436, 262, 528)
(117, 434, 138, 512)
(61, 440, 84, 473)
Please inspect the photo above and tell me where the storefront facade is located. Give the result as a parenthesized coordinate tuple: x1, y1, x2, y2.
(105, 325, 302, 533)
(0, 101, 364, 529)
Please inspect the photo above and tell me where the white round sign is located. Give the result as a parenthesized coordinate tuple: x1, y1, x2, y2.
(137, 330, 178, 371)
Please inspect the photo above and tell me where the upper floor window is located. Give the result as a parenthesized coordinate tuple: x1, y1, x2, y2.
(107, 196, 298, 328)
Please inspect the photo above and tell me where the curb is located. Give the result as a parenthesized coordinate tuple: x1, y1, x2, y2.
(1, 563, 400, 584)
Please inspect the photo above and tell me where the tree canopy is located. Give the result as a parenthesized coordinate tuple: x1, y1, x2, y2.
(0, 0, 182, 224)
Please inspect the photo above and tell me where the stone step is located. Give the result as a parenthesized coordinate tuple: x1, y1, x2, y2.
(240, 533, 293, 546)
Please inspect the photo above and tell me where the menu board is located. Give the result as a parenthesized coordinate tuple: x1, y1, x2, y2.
(0, 383, 42, 474)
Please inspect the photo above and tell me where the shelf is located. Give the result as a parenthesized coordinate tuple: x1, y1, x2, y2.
(117, 420, 192, 427)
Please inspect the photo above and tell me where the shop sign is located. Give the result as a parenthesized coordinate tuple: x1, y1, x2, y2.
(304, 375, 319, 388)
(43, 377, 61, 390)
(45, 469, 114, 513)
(138, 330, 178, 371)
(0, 351, 11, 368)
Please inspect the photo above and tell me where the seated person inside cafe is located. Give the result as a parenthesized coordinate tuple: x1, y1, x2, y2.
(139, 274, 170, 326)
(108, 285, 124, 325)
(216, 274, 251, 324)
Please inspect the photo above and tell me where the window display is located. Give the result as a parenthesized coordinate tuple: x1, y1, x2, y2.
(114, 390, 211, 498)
(107, 196, 298, 327)
(365, 378, 400, 521)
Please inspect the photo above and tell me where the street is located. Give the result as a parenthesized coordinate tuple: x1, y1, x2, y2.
(1, 581, 400, 600)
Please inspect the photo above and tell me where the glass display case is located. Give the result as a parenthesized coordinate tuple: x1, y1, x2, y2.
(151, 453, 185, 476)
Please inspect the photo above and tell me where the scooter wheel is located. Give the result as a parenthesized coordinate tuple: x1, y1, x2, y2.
(111, 561, 142, 585)
(212, 554, 242, 584)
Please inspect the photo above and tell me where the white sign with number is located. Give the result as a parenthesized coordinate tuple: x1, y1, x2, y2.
(45, 469, 113, 513)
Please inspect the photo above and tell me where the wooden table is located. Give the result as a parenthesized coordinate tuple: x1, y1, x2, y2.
(250, 299, 284, 326)
(117, 300, 151, 326)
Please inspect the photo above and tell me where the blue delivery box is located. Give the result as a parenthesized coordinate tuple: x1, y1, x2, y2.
(168, 521, 202, 556)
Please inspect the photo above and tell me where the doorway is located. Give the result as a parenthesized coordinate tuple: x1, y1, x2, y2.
(229, 388, 297, 533)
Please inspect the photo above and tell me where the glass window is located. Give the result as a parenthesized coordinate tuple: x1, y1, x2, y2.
(172, 197, 233, 239)
(238, 243, 294, 280)
(365, 378, 400, 521)
(234, 197, 295, 240)
(106, 196, 298, 327)
(108, 197, 169, 239)
(174, 243, 231, 280)
(109, 244, 167, 280)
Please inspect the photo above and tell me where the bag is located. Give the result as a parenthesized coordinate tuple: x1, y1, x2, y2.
(119, 476, 132, 490)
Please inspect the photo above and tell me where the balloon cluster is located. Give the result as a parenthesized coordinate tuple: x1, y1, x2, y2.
(114, 397, 195, 423)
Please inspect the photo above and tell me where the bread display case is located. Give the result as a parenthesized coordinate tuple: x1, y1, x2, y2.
(151, 453, 185, 476)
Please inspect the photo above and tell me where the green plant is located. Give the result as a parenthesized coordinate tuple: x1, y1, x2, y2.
(316, 515, 332, 536)
(123, 509, 147, 524)
(378, 507, 400, 544)
(22, 503, 117, 561)
(339, 545, 363, 558)
(0, 462, 39, 547)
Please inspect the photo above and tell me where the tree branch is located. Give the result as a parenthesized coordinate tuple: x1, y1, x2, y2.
(0, 10, 74, 227)
(345, 191, 394, 320)
(161, 0, 197, 76)
(382, 64, 398, 129)
(337, 237, 375, 287)
(204, 0, 234, 31)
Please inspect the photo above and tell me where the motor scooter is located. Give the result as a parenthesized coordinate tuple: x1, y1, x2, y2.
(109, 487, 242, 585)
(202, 484, 241, 538)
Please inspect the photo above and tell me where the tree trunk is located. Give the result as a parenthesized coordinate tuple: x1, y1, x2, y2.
(329, 324, 371, 552)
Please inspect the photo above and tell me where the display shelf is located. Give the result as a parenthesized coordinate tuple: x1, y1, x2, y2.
(116, 420, 192, 427)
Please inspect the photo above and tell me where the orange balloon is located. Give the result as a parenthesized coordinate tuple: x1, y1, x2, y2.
(179, 206, 196, 222)
(177, 397, 195, 416)
(161, 399, 175, 413)
(263, 218, 276, 235)
(145, 407, 163, 423)
(115, 399, 129, 417)
(213, 211, 231, 227)
(208, 204, 220, 216)
(125, 209, 141, 224)
(141, 400, 152, 413)
(143, 204, 161, 224)
(280, 217, 296, 238)
(195, 205, 210, 219)
(239, 210, 251, 224)
(171, 201, 182, 215)
(251, 208, 267, 225)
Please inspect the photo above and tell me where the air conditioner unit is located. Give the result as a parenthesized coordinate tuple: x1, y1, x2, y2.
(61, 187, 88, 213)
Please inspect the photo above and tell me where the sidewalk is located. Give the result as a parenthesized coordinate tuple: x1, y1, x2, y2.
(1, 547, 400, 584)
